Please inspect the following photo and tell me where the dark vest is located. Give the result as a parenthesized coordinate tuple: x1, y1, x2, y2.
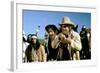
(47, 39, 58, 60)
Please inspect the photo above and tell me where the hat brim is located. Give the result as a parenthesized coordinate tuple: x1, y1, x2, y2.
(59, 23, 74, 27)
(45, 25, 59, 32)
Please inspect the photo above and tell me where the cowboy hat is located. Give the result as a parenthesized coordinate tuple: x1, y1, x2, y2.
(59, 16, 75, 27)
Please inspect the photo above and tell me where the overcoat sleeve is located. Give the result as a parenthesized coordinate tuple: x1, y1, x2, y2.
(71, 31, 82, 51)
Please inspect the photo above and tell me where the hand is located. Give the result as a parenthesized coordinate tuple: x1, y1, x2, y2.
(65, 37, 71, 44)
(59, 33, 71, 44)
(59, 33, 66, 41)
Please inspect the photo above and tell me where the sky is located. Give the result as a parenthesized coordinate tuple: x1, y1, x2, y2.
(23, 10, 91, 39)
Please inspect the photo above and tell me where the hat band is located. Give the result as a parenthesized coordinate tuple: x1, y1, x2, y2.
(31, 36, 37, 39)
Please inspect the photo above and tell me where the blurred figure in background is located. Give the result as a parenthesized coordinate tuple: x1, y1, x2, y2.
(86, 28, 91, 59)
(22, 32, 29, 62)
(80, 25, 90, 59)
(73, 24, 78, 32)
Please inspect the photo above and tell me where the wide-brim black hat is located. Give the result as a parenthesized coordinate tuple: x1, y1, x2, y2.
(45, 24, 59, 33)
